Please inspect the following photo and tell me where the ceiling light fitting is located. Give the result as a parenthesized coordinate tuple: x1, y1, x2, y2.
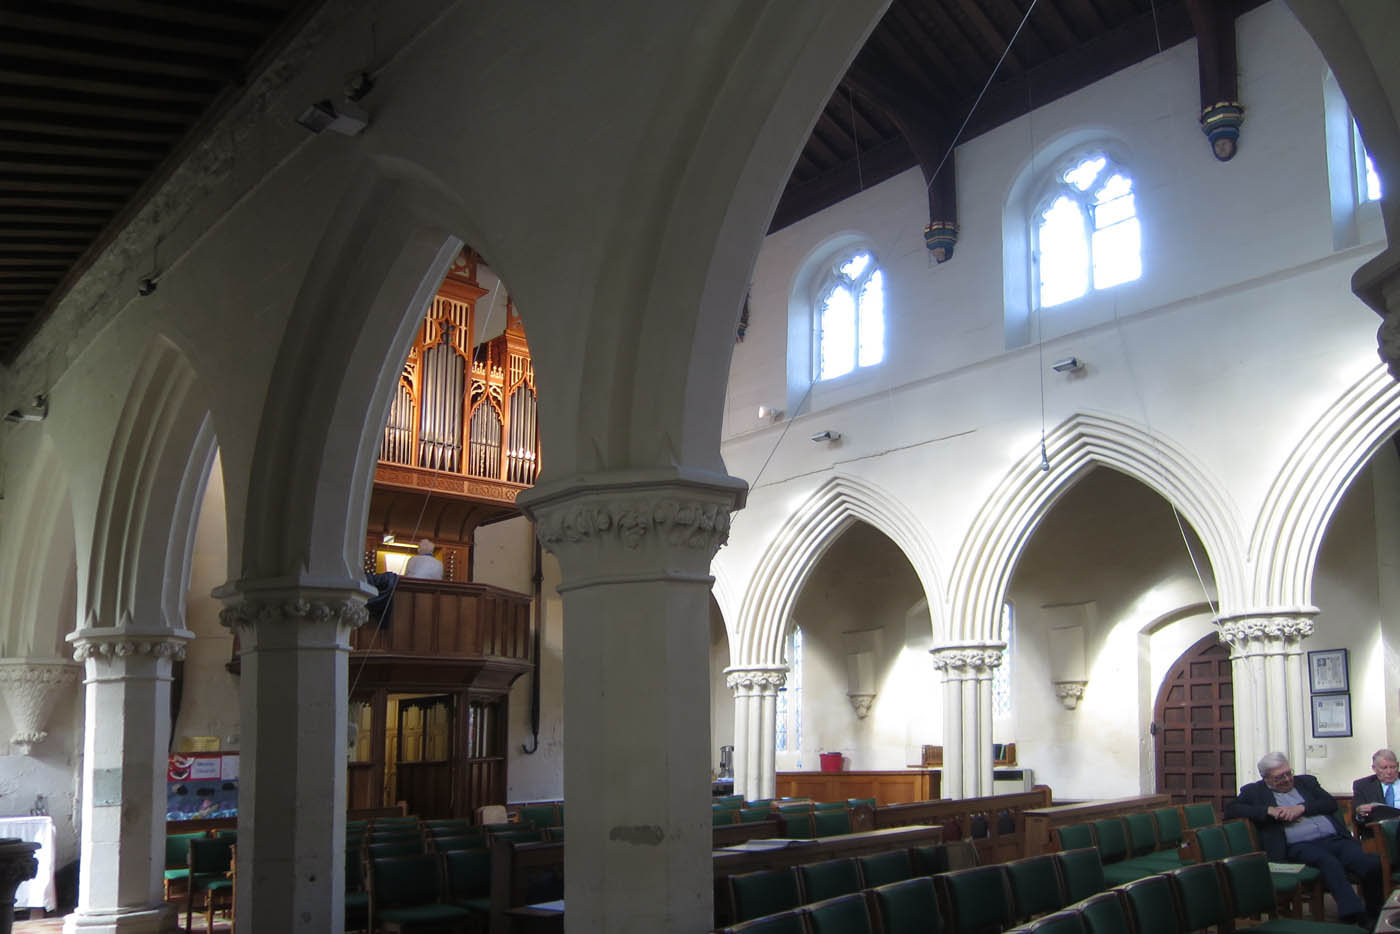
(4, 395, 48, 424)
(810, 430, 841, 443)
(1051, 356, 1083, 373)
(757, 405, 784, 421)
(296, 98, 370, 136)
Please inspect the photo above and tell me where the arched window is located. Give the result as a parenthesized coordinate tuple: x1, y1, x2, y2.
(1035, 152, 1141, 308)
(815, 250, 884, 381)
(776, 626, 804, 762)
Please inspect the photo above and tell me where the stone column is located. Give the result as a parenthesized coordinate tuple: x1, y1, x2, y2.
(520, 470, 744, 934)
(217, 581, 370, 934)
(64, 628, 192, 934)
(931, 642, 1004, 799)
(725, 666, 786, 802)
(1217, 610, 1315, 781)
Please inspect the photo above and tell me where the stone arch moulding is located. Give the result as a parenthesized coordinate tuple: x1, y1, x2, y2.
(946, 411, 1247, 645)
(75, 335, 213, 641)
(712, 563, 740, 649)
(1248, 363, 1400, 608)
(0, 436, 76, 657)
(733, 473, 945, 670)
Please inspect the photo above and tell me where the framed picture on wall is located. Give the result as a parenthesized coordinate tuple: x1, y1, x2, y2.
(1307, 648, 1349, 694)
(1311, 693, 1352, 738)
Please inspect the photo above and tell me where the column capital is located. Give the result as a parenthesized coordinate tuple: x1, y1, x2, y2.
(518, 468, 746, 590)
(215, 579, 371, 632)
(725, 666, 787, 692)
(1217, 608, 1317, 648)
(67, 629, 193, 663)
(930, 641, 1006, 674)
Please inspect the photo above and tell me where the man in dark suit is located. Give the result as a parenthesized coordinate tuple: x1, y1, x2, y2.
(1224, 751, 1381, 927)
(1353, 748, 1399, 831)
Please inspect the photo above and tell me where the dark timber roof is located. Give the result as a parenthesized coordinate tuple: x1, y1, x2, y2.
(1, 0, 1265, 361)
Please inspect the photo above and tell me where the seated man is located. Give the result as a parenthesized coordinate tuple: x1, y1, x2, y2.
(1353, 748, 1400, 832)
(1225, 751, 1381, 927)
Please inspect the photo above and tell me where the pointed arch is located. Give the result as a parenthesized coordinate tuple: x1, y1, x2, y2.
(1249, 363, 1400, 607)
(734, 474, 945, 669)
(947, 412, 1247, 644)
(712, 563, 740, 646)
(0, 436, 77, 656)
(82, 336, 215, 634)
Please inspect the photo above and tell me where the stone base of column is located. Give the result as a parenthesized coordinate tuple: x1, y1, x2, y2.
(62, 904, 178, 934)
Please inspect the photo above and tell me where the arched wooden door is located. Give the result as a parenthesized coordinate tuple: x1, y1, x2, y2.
(1154, 634, 1235, 812)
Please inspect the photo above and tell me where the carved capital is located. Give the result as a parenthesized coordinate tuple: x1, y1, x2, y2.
(1053, 681, 1088, 710)
(726, 666, 787, 692)
(219, 596, 369, 632)
(848, 692, 876, 719)
(1217, 609, 1316, 652)
(931, 643, 1005, 675)
(0, 659, 81, 754)
(533, 496, 733, 555)
(69, 632, 189, 663)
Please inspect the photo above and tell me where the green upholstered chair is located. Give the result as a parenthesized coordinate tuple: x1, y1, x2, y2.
(432, 834, 487, 852)
(184, 836, 235, 933)
(803, 893, 874, 934)
(544, 826, 564, 842)
(442, 847, 492, 916)
(367, 853, 472, 933)
(1122, 813, 1157, 857)
(1091, 819, 1128, 864)
(936, 865, 1015, 934)
(1182, 802, 1217, 828)
(1223, 819, 1256, 855)
(1221, 851, 1360, 934)
(812, 810, 852, 837)
(1153, 808, 1184, 848)
(812, 801, 847, 811)
(516, 804, 559, 827)
(163, 830, 204, 899)
(720, 908, 807, 934)
(715, 808, 739, 826)
(847, 797, 877, 809)
(424, 819, 473, 836)
(797, 858, 862, 902)
(740, 807, 775, 823)
(1052, 848, 1105, 903)
(780, 813, 816, 839)
(868, 876, 943, 934)
(1374, 818, 1400, 898)
(1005, 854, 1067, 921)
(1076, 891, 1132, 934)
(488, 827, 543, 844)
(728, 868, 803, 923)
(213, 828, 237, 842)
(368, 840, 426, 860)
(716, 794, 745, 806)
(1167, 862, 1233, 933)
(1118, 874, 1181, 934)
(748, 799, 776, 809)
(857, 849, 913, 888)
(778, 802, 814, 813)
(1056, 824, 1095, 852)
(1018, 910, 1086, 934)
(1193, 825, 1230, 862)
(345, 845, 370, 933)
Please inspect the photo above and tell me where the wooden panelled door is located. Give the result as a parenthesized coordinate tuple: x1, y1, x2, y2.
(1154, 634, 1236, 812)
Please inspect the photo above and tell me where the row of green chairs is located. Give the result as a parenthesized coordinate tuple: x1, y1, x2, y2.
(1009, 852, 1362, 934)
(1192, 820, 1324, 918)
(163, 827, 237, 900)
(1054, 807, 1193, 886)
(778, 809, 854, 839)
(510, 801, 565, 829)
(362, 850, 492, 933)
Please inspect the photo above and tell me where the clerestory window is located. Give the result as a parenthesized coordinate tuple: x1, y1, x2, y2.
(1035, 152, 1141, 308)
(815, 250, 885, 381)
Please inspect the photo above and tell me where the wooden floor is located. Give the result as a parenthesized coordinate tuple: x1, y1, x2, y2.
(14, 916, 231, 932)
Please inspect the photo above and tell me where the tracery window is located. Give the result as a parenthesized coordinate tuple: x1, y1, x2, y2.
(1035, 152, 1141, 308)
(992, 602, 1013, 717)
(776, 626, 804, 760)
(816, 251, 885, 381)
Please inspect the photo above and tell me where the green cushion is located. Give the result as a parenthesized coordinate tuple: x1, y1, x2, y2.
(1092, 819, 1128, 863)
(1222, 820, 1255, 855)
(164, 868, 190, 881)
(1123, 813, 1157, 857)
(1195, 825, 1229, 861)
(798, 859, 861, 902)
(725, 910, 806, 934)
(1222, 853, 1279, 917)
(1251, 922, 1367, 934)
(858, 850, 913, 888)
(455, 896, 490, 913)
(1053, 848, 1105, 903)
(940, 865, 1014, 933)
(1120, 875, 1179, 934)
(869, 877, 942, 934)
(345, 892, 369, 910)
(1182, 803, 1216, 828)
(1077, 892, 1131, 934)
(1006, 854, 1066, 919)
(1170, 863, 1230, 931)
(1026, 911, 1086, 934)
(1152, 808, 1183, 847)
(804, 893, 874, 934)
(729, 868, 801, 922)
(812, 810, 852, 837)
(1102, 863, 1155, 887)
(1058, 824, 1094, 851)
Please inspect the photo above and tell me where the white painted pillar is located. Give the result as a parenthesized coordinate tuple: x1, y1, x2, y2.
(1218, 610, 1315, 782)
(218, 582, 369, 934)
(65, 629, 192, 934)
(931, 642, 1005, 799)
(725, 667, 785, 802)
(521, 471, 744, 934)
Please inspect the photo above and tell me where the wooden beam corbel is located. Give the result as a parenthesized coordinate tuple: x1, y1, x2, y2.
(1186, 0, 1243, 161)
(846, 68, 959, 262)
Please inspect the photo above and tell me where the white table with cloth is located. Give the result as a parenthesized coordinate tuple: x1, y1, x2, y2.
(0, 815, 56, 912)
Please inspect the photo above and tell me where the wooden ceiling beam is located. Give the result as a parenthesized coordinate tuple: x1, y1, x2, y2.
(0, 36, 238, 82)
(1055, 0, 1109, 34)
(57, 0, 284, 35)
(0, 64, 215, 104)
(0, 136, 165, 162)
(0, 11, 254, 60)
(985, 0, 1054, 63)
(0, 90, 199, 125)
(1186, 0, 1242, 160)
(0, 159, 150, 179)
(867, 6, 954, 100)
(952, 0, 1026, 76)
(921, 0, 999, 75)
(811, 112, 854, 165)
(1027, 0, 1083, 50)
(0, 117, 181, 144)
(771, 136, 916, 232)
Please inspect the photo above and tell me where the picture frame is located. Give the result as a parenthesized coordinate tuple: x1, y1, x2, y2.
(1307, 648, 1349, 694)
(1311, 693, 1352, 738)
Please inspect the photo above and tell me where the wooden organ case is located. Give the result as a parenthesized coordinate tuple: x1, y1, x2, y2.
(349, 250, 541, 819)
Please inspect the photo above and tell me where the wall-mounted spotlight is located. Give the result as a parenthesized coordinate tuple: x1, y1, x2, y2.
(1050, 356, 1083, 374)
(810, 430, 841, 443)
(295, 98, 370, 136)
(3, 395, 48, 424)
(137, 277, 158, 297)
(757, 405, 784, 422)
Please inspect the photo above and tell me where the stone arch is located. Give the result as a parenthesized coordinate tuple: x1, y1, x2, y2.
(734, 474, 945, 669)
(1249, 363, 1400, 608)
(78, 336, 215, 636)
(712, 563, 740, 647)
(947, 412, 1247, 646)
(0, 435, 76, 657)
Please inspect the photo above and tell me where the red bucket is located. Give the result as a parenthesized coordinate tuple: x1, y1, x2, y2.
(819, 752, 843, 773)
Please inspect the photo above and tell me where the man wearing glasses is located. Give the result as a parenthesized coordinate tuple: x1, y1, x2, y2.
(1225, 751, 1381, 928)
(1353, 748, 1400, 831)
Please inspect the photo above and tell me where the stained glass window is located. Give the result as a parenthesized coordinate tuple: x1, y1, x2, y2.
(817, 252, 885, 380)
(1036, 153, 1141, 307)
